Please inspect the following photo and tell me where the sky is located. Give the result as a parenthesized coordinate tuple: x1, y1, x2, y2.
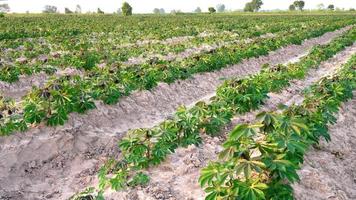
(3, 0, 356, 13)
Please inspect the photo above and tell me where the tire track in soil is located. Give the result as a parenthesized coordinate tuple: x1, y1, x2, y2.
(104, 45, 355, 200)
(0, 28, 352, 200)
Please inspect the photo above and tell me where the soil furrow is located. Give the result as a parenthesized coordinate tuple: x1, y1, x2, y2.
(0, 28, 352, 200)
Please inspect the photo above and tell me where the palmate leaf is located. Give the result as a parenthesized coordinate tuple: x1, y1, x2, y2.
(205, 192, 218, 200)
(238, 180, 268, 200)
(109, 171, 128, 191)
(234, 159, 266, 179)
(279, 117, 308, 135)
(128, 172, 149, 187)
(76, 94, 96, 113)
(23, 102, 46, 124)
(257, 112, 278, 133)
(263, 154, 299, 183)
(199, 163, 229, 188)
(229, 123, 262, 141)
(47, 107, 68, 126)
(266, 181, 294, 200)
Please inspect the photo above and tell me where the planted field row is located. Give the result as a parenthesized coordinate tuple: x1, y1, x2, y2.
(2, 15, 353, 45)
(1, 17, 348, 83)
(200, 55, 356, 200)
(0, 20, 296, 83)
(1, 22, 352, 136)
(76, 27, 356, 199)
(0, 18, 300, 62)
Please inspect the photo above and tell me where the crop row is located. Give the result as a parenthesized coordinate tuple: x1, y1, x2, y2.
(1, 22, 351, 136)
(0, 19, 305, 83)
(199, 54, 356, 200)
(73, 27, 356, 199)
(2, 15, 353, 45)
(0, 17, 307, 61)
(1, 17, 344, 83)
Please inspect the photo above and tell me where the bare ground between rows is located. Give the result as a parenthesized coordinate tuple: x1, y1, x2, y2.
(0, 28, 351, 200)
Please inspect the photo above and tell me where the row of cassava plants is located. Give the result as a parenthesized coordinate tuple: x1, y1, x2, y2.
(0, 18, 310, 83)
(1, 18, 347, 83)
(1, 22, 349, 136)
(2, 15, 353, 47)
(1, 17, 318, 69)
(70, 28, 356, 199)
(199, 54, 356, 200)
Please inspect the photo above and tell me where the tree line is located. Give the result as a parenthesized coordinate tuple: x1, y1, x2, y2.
(0, 1, 354, 16)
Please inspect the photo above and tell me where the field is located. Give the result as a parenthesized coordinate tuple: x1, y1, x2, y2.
(0, 13, 356, 200)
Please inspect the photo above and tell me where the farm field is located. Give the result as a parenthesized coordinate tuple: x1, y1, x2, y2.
(0, 13, 356, 200)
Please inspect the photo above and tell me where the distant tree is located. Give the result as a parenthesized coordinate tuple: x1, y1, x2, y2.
(289, 4, 296, 11)
(244, 2, 254, 12)
(216, 4, 225, 12)
(244, 0, 263, 12)
(316, 3, 325, 10)
(43, 5, 57, 13)
(153, 8, 160, 14)
(159, 8, 165, 14)
(97, 8, 104, 14)
(350, 8, 355, 12)
(194, 7, 202, 13)
(122, 2, 132, 16)
(0, 3, 10, 13)
(117, 8, 122, 15)
(208, 7, 216, 13)
(75, 5, 81, 13)
(252, 0, 263, 11)
(327, 4, 335, 11)
(65, 8, 73, 14)
(293, 1, 305, 11)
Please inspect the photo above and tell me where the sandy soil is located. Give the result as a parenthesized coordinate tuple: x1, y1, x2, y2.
(101, 44, 356, 200)
(0, 28, 353, 200)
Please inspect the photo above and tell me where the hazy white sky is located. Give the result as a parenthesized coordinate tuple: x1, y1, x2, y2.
(4, 0, 356, 13)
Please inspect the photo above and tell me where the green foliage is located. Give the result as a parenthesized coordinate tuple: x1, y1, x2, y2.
(199, 54, 356, 200)
(122, 2, 132, 16)
(327, 4, 335, 11)
(88, 25, 356, 197)
(293, 1, 305, 11)
(208, 7, 216, 13)
(43, 5, 57, 13)
(244, 0, 263, 12)
(289, 5, 296, 11)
